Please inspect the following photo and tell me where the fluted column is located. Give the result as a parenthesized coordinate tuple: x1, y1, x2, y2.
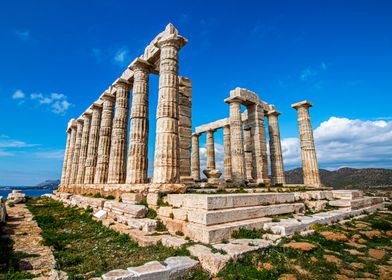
(65, 120, 77, 185)
(153, 33, 187, 184)
(191, 133, 201, 181)
(292, 100, 321, 187)
(107, 79, 131, 184)
(60, 120, 74, 185)
(223, 125, 232, 181)
(76, 111, 92, 184)
(243, 128, 254, 181)
(84, 103, 102, 184)
(225, 97, 246, 181)
(206, 130, 216, 170)
(267, 110, 285, 185)
(127, 59, 151, 184)
(248, 104, 270, 185)
(94, 92, 115, 184)
(69, 118, 84, 184)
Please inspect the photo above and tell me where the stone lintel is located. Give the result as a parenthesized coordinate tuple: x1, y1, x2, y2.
(113, 77, 132, 87)
(267, 109, 281, 116)
(291, 100, 312, 109)
(195, 118, 230, 134)
(129, 57, 153, 71)
(224, 96, 246, 104)
(120, 68, 134, 83)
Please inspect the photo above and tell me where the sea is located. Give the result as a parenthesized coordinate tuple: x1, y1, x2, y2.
(0, 187, 55, 199)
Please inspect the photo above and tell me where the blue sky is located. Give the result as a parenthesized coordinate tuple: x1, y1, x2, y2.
(1, 0, 391, 185)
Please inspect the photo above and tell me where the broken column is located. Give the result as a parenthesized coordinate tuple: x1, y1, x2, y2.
(107, 79, 131, 184)
(94, 92, 115, 184)
(267, 110, 285, 185)
(203, 130, 222, 182)
(191, 133, 201, 181)
(76, 111, 92, 184)
(126, 59, 151, 184)
(69, 118, 84, 184)
(292, 100, 321, 187)
(153, 28, 187, 184)
(84, 102, 102, 184)
(223, 125, 232, 181)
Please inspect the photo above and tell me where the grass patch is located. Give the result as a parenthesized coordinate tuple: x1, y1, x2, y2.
(26, 197, 186, 279)
(231, 228, 267, 239)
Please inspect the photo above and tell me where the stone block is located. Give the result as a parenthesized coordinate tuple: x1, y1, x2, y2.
(332, 190, 363, 200)
(213, 239, 272, 259)
(164, 256, 199, 279)
(146, 193, 159, 206)
(305, 200, 327, 211)
(188, 244, 230, 276)
(178, 105, 191, 118)
(104, 201, 147, 218)
(102, 269, 135, 280)
(160, 217, 186, 234)
(161, 235, 188, 249)
(179, 115, 191, 128)
(93, 210, 107, 219)
(127, 261, 169, 280)
(127, 229, 166, 247)
(157, 206, 173, 218)
(121, 193, 145, 204)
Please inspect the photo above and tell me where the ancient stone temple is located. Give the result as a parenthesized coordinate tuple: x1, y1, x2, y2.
(59, 23, 321, 196)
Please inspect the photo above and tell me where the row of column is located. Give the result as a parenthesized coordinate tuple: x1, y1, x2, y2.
(61, 34, 187, 186)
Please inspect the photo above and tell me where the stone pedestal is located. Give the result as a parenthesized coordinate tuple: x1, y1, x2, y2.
(153, 32, 187, 184)
(69, 118, 84, 184)
(127, 59, 151, 184)
(76, 111, 92, 184)
(223, 125, 232, 181)
(292, 101, 321, 187)
(203, 169, 222, 183)
(94, 93, 115, 184)
(191, 133, 201, 181)
(108, 79, 131, 184)
(84, 103, 102, 184)
(267, 110, 285, 185)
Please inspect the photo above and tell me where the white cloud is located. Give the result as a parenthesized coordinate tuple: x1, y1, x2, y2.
(0, 135, 38, 148)
(282, 117, 392, 170)
(113, 47, 130, 65)
(34, 149, 64, 160)
(29, 92, 72, 115)
(300, 67, 317, 81)
(12, 90, 25, 99)
(199, 143, 225, 177)
(15, 29, 30, 40)
(0, 149, 13, 157)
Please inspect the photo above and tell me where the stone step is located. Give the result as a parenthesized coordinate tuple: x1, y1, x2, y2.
(164, 193, 298, 210)
(103, 201, 147, 218)
(329, 197, 383, 209)
(184, 217, 272, 243)
(332, 190, 363, 200)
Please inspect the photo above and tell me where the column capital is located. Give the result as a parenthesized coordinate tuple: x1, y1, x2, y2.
(267, 110, 281, 117)
(157, 34, 187, 50)
(82, 110, 92, 119)
(67, 119, 77, 132)
(129, 57, 153, 72)
(101, 92, 115, 102)
(91, 102, 103, 111)
(192, 132, 201, 137)
(76, 118, 84, 124)
(113, 78, 132, 90)
(224, 96, 245, 104)
(291, 100, 312, 110)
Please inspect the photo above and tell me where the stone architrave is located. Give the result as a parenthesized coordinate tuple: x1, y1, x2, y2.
(292, 100, 321, 187)
(223, 125, 232, 181)
(267, 110, 285, 185)
(247, 104, 270, 185)
(126, 59, 151, 184)
(94, 92, 115, 184)
(76, 111, 92, 184)
(107, 79, 131, 184)
(61, 120, 75, 185)
(69, 118, 84, 184)
(84, 103, 102, 184)
(225, 97, 246, 181)
(153, 31, 187, 183)
(191, 133, 201, 181)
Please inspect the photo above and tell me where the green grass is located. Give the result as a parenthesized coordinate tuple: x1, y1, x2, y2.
(26, 197, 188, 279)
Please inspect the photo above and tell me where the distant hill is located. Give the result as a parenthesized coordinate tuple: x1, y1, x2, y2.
(285, 167, 392, 189)
(35, 179, 60, 189)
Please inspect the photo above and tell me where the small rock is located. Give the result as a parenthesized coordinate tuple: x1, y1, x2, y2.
(283, 242, 317, 252)
(320, 231, 348, 241)
(324, 255, 341, 264)
(351, 262, 365, 269)
(368, 248, 385, 260)
(361, 230, 382, 238)
(279, 274, 297, 280)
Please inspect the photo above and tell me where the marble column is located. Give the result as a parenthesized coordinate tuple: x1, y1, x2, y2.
(191, 133, 201, 181)
(225, 97, 246, 181)
(292, 100, 321, 187)
(107, 79, 131, 184)
(126, 59, 151, 184)
(243, 128, 254, 181)
(94, 92, 115, 184)
(206, 130, 216, 170)
(65, 120, 77, 185)
(248, 104, 270, 185)
(153, 34, 187, 184)
(223, 125, 232, 181)
(76, 111, 92, 184)
(267, 110, 286, 185)
(69, 118, 84, 184)
(60, 120, 74, 185)
(84, 102, 102, 184)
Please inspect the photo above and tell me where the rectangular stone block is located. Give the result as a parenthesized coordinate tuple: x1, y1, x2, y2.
(121, 193, 145, 204)
(127, 261, 169, 280)
(332, 190, 363, 200)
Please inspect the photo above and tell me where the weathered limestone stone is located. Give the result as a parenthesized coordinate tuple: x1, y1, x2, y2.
(76, 111, 92, 184)
(332, 190, 363, 200)
(188, 244, 230, 276)
(60, 120, 75, 185)
(127, 261, 169, 279)
(205, 130, 216, 170)
(121, 193, 145, 204)
(69, 118, 84, 184)
(213, 239, 272, 259)
(267, 110, 285, 185)
(225, 96, 246, 181)
(191, 133, 201, 181)
(292, 100, 321, 187)
(0, 197, 6, 223)
(108, 79, 131, 184)
(127, 59, 151, 184)
(243, 128, 254, 181)
(93, 209, 107, 219)
(223, 125, 232, 181)
(103, 201, 147, 218)
(247, 103, 270, 184)
(164, 256, 199, 279)
(94, 92, 115, 184)
(305, 200, 327, 211)
(84, 103, 102, 184)
(102, 269, 134, 280)
(161, 235, 188, 249)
